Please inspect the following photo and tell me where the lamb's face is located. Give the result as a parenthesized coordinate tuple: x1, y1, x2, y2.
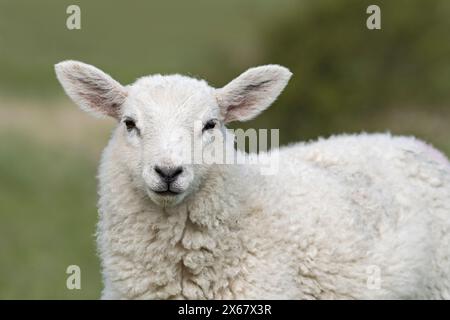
(55, 61, 292, 207)
(117, 76, 223, 206)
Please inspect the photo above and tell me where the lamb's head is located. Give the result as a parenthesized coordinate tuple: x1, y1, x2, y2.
(55, 61, 291, 207)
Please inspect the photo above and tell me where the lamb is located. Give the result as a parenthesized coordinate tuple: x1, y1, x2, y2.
(55, 60, 450, 299)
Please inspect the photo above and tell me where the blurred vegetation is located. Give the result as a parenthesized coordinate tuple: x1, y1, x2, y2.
(0, 133, 100, 299)
(0, 0, 294, 97)
(238, 0, 450, 149)
(0, 0, 449, 299)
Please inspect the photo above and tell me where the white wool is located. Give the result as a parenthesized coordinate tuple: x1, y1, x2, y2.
(55, 61, 450, 299)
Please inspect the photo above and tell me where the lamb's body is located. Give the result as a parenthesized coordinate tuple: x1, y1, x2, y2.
(98, 132, 450, 299)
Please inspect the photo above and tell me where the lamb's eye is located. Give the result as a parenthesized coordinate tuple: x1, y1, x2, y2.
(202, 120, 216, 132)
(124, 119, 136, 132)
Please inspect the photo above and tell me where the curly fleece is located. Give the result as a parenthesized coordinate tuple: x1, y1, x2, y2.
(97, 133, 450, 299)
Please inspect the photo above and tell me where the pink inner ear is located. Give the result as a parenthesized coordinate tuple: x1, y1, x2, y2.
(78, 91, 125, 119)
(225, 99, 261, 123)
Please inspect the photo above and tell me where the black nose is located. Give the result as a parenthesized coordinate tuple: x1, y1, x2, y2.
(154, 166, 183, 182)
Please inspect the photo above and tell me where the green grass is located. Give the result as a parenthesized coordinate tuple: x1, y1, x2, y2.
(0, 133, 102, 299)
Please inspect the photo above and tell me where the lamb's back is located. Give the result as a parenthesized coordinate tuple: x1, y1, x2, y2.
(258, 133, 450, 298)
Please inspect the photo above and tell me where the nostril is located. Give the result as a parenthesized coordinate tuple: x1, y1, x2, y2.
(154, 166, 164, 177)
(173, 167, 183, 178)
(154, 166, 183, 181)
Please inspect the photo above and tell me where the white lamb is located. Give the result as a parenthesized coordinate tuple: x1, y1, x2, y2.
(55, 60, 450, 299)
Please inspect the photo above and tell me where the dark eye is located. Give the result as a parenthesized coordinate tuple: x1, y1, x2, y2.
(124, 119, 136, 132)
(202, 119, 216, 132)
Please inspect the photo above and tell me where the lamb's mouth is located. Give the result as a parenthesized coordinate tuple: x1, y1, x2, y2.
(151, 189, 182, 196)
(145, 186, 187, 206)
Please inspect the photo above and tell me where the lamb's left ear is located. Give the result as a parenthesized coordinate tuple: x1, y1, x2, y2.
(54, 60, 127, 119)
(216, 65, 292, 123)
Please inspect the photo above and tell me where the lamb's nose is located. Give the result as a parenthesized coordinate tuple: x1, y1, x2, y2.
(154, 166, 183, 182)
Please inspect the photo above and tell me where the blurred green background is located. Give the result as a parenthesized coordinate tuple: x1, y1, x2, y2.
(0, 0, 449, 299)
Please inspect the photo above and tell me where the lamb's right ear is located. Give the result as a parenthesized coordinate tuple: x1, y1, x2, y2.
(54, 60, 127, 119)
